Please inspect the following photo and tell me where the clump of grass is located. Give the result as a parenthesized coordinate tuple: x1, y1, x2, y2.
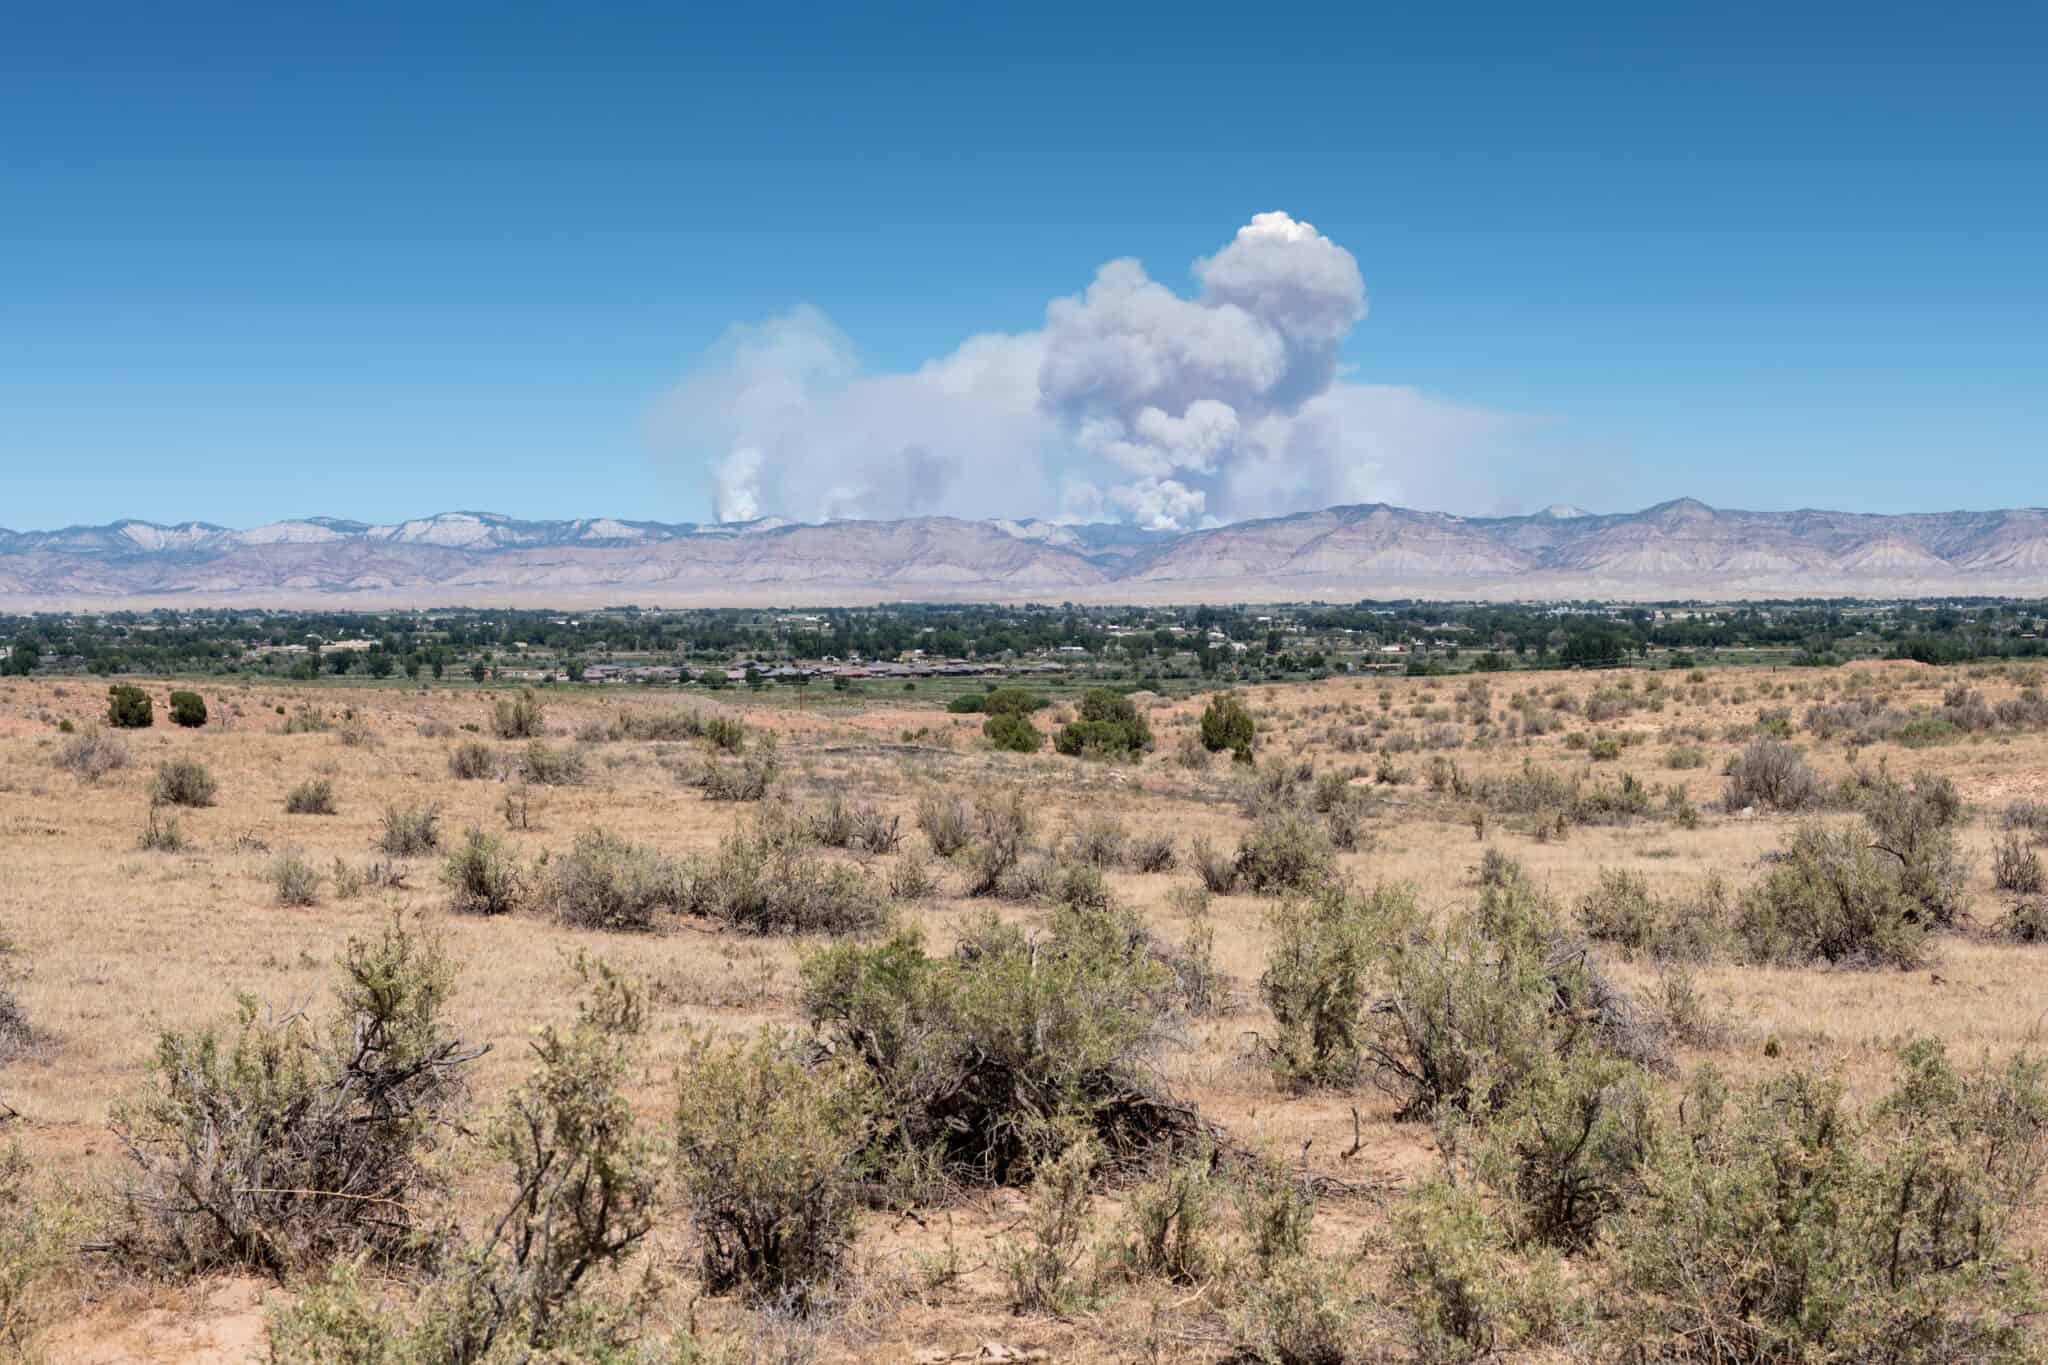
(283, 778, 337, 815)
(138, 802, 186, 853)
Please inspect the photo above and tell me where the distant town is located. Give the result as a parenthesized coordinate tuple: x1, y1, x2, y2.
(2, 598, 2044, 689)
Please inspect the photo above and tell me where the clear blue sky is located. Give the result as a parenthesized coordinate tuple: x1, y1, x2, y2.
(4, 0, 2043, 530)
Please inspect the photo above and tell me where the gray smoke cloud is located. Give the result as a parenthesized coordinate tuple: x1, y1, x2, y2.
(654, 212, 1564, 528)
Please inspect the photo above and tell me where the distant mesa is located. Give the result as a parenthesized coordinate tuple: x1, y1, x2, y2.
(0, 500, 2044, 607)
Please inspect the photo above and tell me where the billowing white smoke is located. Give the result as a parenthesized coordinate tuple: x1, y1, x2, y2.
(655, 213, 1550, 528)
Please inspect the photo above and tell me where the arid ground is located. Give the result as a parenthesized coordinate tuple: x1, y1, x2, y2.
(3, 659, 2046, 1361)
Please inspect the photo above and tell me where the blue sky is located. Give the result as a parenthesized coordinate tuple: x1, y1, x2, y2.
(3, 0, 2043, 531)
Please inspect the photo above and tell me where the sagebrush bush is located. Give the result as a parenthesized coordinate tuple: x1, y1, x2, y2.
(1065, 814, 1128, 869)
(1737, 822, 1925, 968)
(1854, 770, 1968, 926)
(151, 757, 217, 808)
(109, 919, 475, 1276)
(1722, 737, 1822, 812)
(917, 790, 973, 857)
(1995, 832, 2045, 895)
(703, 714, 746, 752)
(1130, 831, 1177, 873)
(283, 778, 336, 815)
(1192, 835, 1239, 894)
(137, 801, 185, 853)
(998, 1126, 1099, 1315)
(489, 688, 545, 740)
(540, 829, 680, 931)
(696, 734, 778, 801)
(962, 789, 1034, 897)
(678, 820, 884, 935)
(441, 827, 523, 915)
(1393, 1177, 1575, 1360)
(1228, 1251, 1363, 1365)
(1234, 813, 1337, 895)
(1599, 1044, 2048, 1361)
(1260, 885, 1407, 1090)
(517, 738, 587, 787)
(53, 724, 128, 782)
(375, 802, 441, 857)
(268, 959, 659, 1359)
(800, 906, 1191, 1187)
(1578, 867, 1732, 962)
(268, 851, 321, 907)
(446, 739, 496, 780)
(1106, 1148, 1225, 1286)
(672, 1029, 875, 1307)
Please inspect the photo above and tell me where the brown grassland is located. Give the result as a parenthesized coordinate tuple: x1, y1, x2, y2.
(2, 658, 2047, 1361)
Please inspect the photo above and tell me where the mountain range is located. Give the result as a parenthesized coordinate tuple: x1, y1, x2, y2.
(3, 500, 2046, 608)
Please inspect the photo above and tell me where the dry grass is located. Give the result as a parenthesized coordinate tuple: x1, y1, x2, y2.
(3, 660, 2048, 1358)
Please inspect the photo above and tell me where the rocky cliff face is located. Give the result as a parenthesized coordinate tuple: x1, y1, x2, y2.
(3, 500, 2045, 606)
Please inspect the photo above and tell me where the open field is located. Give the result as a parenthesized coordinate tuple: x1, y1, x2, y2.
(4, 658, 2048, 1361)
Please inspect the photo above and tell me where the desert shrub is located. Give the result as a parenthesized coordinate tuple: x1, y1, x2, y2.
(600, 706, 705, 742)
(672, 1029, 875, 1307)
(284, 778, 337, 815)
(2005, 899, 2048, 943)
(138, 802, 185, 853)
(513, 739, 585, 787)
(540, 829, 680, 932)
(440, 828, 524, 916)
(809, 793, 901, 854)
(703, 714, 746, 752)
(1736, 822, 1924, 968)
(375, 802, 441, 857)
(151, 757, 218, 808)
(1260, 885, 1410, 1090)
(0, 937, 29, 1065)
(489, 688, 545, 740)
(1066, 814, 1129, 869)
(2006, 800, 2048, 842)
(696, 734, 778, 801)
(1053, 688, 1153, 760)
(106, 683, 153, 729)
(1234, 813, 1337, 895)
(998, 1129, 1099, 1315)
(1854, 770, 1968, 926)
(269, 851, 322, 907)
(888, 852, 939, 901)
(268, 960, 658, 1359)
(917, 790, 973, 857)
(446, 739, 496, 780)
(334, 711, 374, 748)
(167, 691, 207, 728)
(1995, 832, 2046, 895)
(983, 710, 1043, 752)
(799, 906, 1190, 1187)
(280, 704, 330, 734)
(679, 820, 884, 935)
(53, 724, 128, 782)
(1393, 1178, 1574, 1360)
(1228, 1250, 1362, 1365)
(1663, 744, 1707, 770)
(1722, 737, 1822, 812)
(962, 788, 1034, 896)
(1599, 1044, 2048, 1362)
(1466, 1045, 1656, 1254)
(1588, 735, 1623, 762)
(1130, 831, 1177, 873)
(1192, 836, 1239, 894)
(1200, 691, 1257, 760)
(982, 687, 1047, 716)
(1577, 869, 1732, 962)
(1106, 1146, 1224, 1286)
(1366, 876, 1650, 1118)
(109, 919, 474, 1277)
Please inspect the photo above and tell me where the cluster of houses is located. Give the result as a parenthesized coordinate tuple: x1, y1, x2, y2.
(574, 657, 1046, 686)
